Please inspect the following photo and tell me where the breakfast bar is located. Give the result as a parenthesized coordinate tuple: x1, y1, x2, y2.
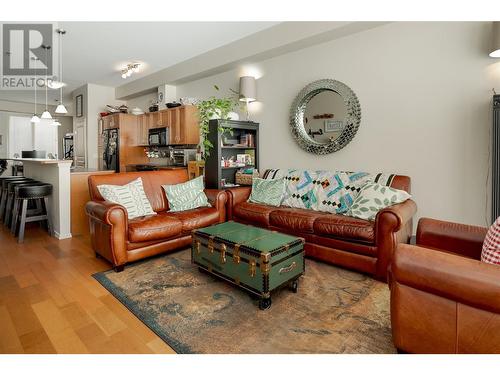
(7, 158, 73, 239)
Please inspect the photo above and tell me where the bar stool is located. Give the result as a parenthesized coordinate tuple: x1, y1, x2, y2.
(4, 180, 35, 226)
(0, 177, 33, 222)
(13, 183, 52, 243)
(10, 182, 48, 234)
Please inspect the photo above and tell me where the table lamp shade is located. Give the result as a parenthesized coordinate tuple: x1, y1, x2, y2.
(491, 21, 500, 58)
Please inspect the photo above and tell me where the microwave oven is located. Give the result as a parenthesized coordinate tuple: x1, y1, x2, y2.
(148, 127, 168, 146)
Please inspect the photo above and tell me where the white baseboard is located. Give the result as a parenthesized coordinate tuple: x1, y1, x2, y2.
(54, 231, 72, 240)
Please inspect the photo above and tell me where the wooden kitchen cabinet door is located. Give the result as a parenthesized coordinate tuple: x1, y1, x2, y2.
(148, 112, 161, 129)
(180, 106, 200, 145)
(160, 110, 169, 128)
(169, 108, 180, 144)
(136, 114, 149, 146)
(103, 114, 119, 129)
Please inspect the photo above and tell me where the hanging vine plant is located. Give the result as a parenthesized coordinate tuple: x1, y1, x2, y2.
(197, 85, 240, 159)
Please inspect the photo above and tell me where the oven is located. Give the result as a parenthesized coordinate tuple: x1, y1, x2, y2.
(172, 149, 197, 166)
(148, 127, 168, 146)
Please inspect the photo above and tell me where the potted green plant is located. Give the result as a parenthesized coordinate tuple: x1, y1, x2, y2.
(197, 85, 240, 159)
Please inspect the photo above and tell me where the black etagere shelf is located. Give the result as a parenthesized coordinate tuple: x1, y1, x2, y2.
(204, 119, 259, 189)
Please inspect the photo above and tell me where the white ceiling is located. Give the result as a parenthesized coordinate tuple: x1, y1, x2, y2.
(0, 21, 279, 104)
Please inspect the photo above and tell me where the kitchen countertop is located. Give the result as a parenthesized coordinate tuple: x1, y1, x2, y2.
(126, 163, 187, 170)
(4, 158, 73, 164)
(70, 168, 116, 175)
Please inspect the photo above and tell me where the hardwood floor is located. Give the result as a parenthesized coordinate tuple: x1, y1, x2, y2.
(0, 223, 175, 354)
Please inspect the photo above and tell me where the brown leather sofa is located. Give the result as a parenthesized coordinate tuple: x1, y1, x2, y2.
(85, 170, 227, 271)
(226, 175, 416, 280)
(390, 218, 500, 353)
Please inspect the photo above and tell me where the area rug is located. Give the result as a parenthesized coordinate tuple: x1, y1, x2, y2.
(93, 249, 395, 354)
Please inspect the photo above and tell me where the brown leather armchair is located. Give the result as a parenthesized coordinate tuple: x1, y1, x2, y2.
(389, 217, 500, 353)
(85, 170, 227, 271)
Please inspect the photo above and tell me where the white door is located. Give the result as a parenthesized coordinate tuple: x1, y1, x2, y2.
(74, 117, 87, 167)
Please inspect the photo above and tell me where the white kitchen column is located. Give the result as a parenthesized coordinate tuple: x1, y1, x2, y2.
(21, 159, 73, 239)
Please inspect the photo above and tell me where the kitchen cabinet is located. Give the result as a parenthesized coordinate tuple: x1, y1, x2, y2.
(136, 114, 149, 146)
(147, 112, 164, 129)
(102, 115, 119, 129)
(168, 105, 199, 145)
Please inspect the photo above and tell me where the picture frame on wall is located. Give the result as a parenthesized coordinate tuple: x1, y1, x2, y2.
(76, 95, 83, 117)
(324, 119, 344, 132)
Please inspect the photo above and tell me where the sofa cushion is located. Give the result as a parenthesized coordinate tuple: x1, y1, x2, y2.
(313, 214, 375, 243)
(128, 213, 183, 243)
(346, 183, 411, 221)
(248, 178, 285, 207)
(162, 176, 210, 212)
(233, 202, 277, 227)
(97, 177, 156, 220)
(164, 207, 220, 234)
(282, 169, 319, 210)
(269, 208, 324, 233)
(481, 216, 500, 265)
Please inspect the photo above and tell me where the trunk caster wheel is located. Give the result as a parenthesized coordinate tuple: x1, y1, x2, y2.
(259, 298, 272, 310)
(291, 280, 299, 293)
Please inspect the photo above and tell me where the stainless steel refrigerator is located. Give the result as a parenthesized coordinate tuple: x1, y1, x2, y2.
(102, 128, 119, 172)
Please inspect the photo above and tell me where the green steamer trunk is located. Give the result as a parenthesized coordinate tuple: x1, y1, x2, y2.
(191, 221, 305, 310)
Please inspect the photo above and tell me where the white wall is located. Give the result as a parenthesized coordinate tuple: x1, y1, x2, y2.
(127, 92, 157, 113)
(128, 22, 499, 227)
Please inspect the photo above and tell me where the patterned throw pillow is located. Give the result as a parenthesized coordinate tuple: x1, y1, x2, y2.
(314, 171, 373, 214)
(248, 178, 285, 207)
(481, 216, 500, 265)
(281, 169, 320, 209)
(346, 183, 411, 221)
(162, 176, 211, 212)
(97, 177, 156, 220)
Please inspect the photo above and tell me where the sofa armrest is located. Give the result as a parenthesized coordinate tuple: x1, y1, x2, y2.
(86, 200, 128, 225)
(225, 186, 252, 220)
(392, 243, 500, 315)
(416, 218, 487, 260)
(204, 189, 227, 222)
(85, 200, 128, 267)
(376, 199, 417, 233)
(374, 199, 417, 280)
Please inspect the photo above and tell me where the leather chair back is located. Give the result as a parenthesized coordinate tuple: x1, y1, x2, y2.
(88, 170, 189, 212)
(390, 175, 411, 194)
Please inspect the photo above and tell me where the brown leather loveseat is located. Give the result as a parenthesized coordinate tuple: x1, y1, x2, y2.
(226, 175, 416, 280)
(86, 170, 226, 271)
(390, 218, 500, 353)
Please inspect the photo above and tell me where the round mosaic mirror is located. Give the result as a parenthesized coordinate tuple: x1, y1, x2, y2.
(290, 79, 361, 155)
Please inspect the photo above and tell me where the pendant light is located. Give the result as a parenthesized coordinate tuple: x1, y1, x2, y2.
(54, 29, 67, 114)
(41, 45, 52, 120)
(30, 57, 40, 123)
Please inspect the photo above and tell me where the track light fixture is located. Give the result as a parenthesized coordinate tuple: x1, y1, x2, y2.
(121, 63, 140, 79)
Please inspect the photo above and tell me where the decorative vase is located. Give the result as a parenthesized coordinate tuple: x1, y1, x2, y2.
(227, 111, 239, 121)
(209, 109, 222, 120)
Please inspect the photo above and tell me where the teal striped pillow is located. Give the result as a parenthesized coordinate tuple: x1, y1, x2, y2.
(162, 176, 211, 212)
(97, 177, 156, 219)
